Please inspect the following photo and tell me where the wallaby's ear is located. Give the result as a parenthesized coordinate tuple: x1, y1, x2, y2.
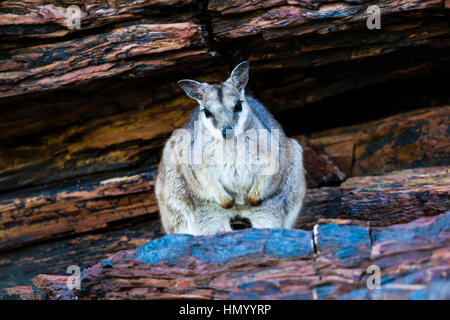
(178, 79, 205, 101)
(229, 61, 249, 92)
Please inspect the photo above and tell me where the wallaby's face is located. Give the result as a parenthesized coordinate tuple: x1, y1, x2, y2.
(178, 62, 250, 140)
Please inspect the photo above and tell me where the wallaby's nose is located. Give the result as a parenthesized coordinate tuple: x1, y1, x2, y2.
(222, 126, 233, 139)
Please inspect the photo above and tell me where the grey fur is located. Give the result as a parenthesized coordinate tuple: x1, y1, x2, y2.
(156, 62, 306, 235)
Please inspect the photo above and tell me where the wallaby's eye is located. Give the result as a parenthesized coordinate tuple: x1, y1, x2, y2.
(234, 101, 242, 113)
(203, 108, 214, 118)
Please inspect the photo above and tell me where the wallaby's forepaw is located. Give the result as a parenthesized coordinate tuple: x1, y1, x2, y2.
(221, 198, 235, 209)
(247, 194, 262, 206)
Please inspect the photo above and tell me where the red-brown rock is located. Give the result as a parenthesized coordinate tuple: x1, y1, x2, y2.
(3, 212, 447, 300)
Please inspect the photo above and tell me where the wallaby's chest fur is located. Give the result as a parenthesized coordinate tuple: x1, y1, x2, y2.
(194, 137, 269, 205)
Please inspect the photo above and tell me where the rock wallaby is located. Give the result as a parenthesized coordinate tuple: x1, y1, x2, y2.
(155, 61, 306, 235)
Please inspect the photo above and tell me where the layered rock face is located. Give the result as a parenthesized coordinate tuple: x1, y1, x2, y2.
(0, 0, 449, 298)
(2, 213, 449, 300)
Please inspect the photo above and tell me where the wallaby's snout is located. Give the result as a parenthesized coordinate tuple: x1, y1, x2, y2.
(222, 126, 233, 139)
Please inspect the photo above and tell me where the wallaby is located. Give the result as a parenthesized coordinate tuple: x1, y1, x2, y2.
(155, 61, 306, 235)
